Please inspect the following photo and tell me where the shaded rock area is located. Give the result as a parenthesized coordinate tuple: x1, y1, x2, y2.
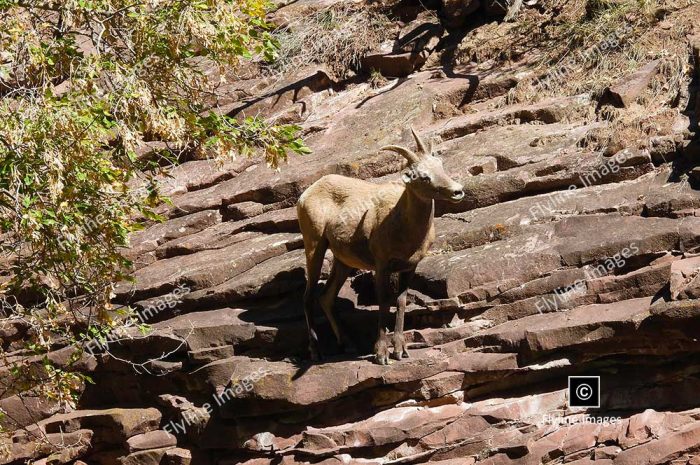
(3, 1, 700, 464)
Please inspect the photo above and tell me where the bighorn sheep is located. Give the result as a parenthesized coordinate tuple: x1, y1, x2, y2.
(296, 128, 465, 364)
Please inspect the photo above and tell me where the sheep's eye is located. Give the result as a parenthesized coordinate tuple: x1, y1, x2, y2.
(420, 174, 430, 181)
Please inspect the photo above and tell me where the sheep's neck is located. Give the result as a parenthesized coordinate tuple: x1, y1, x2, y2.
(399, 187, 434, 241)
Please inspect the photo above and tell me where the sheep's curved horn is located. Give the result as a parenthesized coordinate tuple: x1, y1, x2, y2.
(411, 127, 429, 156)
(380, 145, 419, 164)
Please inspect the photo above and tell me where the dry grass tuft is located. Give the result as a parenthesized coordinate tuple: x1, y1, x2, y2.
(474, 0, 698, 153)
(579, 105, 680, 152)
(265, 4, 395, 78)
(455, 0, 696, 107)
(368, 68, 389, 89)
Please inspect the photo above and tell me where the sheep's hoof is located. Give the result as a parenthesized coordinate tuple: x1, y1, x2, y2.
(392, 335, 409, 360)
(374, 341, 390, 365)
(375, 353, 390, 365)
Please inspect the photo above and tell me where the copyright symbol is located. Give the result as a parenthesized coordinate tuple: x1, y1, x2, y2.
(569, 376, 600, 407)
(575, 383, 593, 401)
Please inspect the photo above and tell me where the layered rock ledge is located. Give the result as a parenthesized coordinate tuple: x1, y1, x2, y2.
(2, 1, 700, 464)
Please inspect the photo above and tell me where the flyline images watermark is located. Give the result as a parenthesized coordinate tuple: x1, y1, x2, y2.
(528, 149, 630, 223)
(509, 147, 639, 314)
(520, 149, 631, 255)
(535, 242, 639, 313)
(538, 414, 622, 427)
(163, 367, 269, 435)
(533, 22, 633, 92)
(85, 284, 190, 355)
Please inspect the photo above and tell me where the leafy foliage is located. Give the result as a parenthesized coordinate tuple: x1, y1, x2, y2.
(0, 0, 308, 424)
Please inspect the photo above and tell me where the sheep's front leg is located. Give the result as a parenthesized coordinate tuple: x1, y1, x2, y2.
(373, 269, 391, 365)
(392, 269, 414, 360)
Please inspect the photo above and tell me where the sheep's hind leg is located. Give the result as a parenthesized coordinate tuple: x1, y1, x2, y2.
(303, 237, 328, 361)
(373, 269, 391, 365)
(391, 268, 414, 360)
(318, 259, 356, 354)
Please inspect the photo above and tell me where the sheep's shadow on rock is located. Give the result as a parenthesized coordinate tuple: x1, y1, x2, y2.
(233, 265, 446, 380)
(234, 284, 388, 365)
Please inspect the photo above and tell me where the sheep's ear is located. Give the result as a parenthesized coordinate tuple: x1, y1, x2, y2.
(410, 126, 429, 157)
(401, 171, 413, 184)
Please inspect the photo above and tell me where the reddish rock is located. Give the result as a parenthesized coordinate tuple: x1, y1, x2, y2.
(127, 209, 222, 262)
(595, 445, 622, 459)
(11, 7, 698, 465)
(466, 297, 651, 356)
(430, 459, 476, 465)
(226, 201, 266, 220)
(670, 256, 700, 300)
(2, 429, 92, 465)
(469, 391, 565, 423)
(650, 299, 700, 321)
(598, 419, 628, 445)
(561, 422, 600, 455)
(178, 249, 307, 308)
(431, 96, 591, 141)
(362, 50, 428, 77)
(115, 232, 302, 301)
(301, 402, 471, 450)
(361, 13, 442, 77)
(615, 423, 700, 465)
(118, 447, 172, 465)
(567, 459, 612, 465)
(0, 394, 62, 430)
(411, 371, 465, 400)
(152, 308, 256, 351)
(40, 408, 161, 445)
(187, 345, 235, 364)
(204, 355, 452, 409)
(126, 430, 177, 452)
(155, 208, 298, 259)
(419, 414, 491, 450)
(129, 158, 253, 197)
(523, 426, 571, 463)
(162, 448, 192, 465)
(620, 410, 694, 449)
(603, 60, 661, 108)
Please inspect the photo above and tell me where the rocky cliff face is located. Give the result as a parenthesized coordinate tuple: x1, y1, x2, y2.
(3, 1, 700, 464)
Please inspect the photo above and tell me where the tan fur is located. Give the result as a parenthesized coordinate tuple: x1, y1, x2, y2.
(298, 176, 433, 271)
(297, 129, 465, 364)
